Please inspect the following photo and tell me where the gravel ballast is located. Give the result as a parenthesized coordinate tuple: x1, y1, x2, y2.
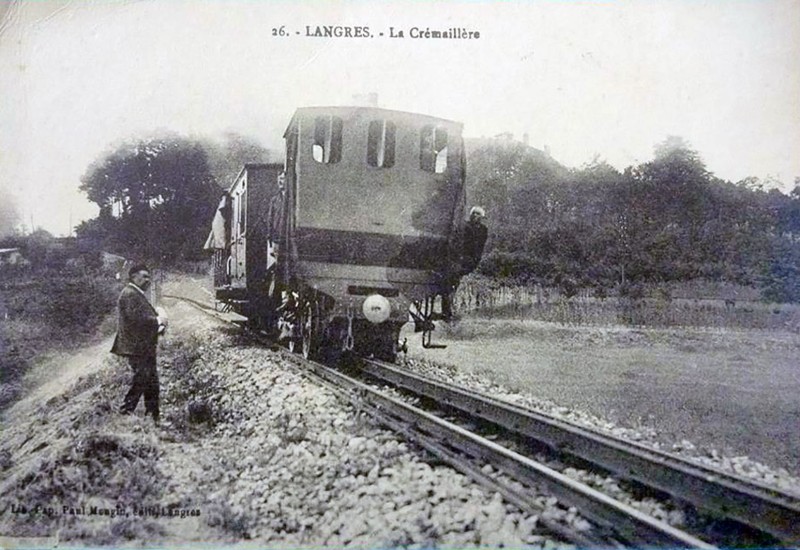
(398, 355, 800, 498)
(155, 303, 574, 547)
(8, 274, 794, 547)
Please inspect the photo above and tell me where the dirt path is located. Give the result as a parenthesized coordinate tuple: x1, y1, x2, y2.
(4, 272, 213, 424)
(0, 279, 223, 546)
(4, 337, 115, 424)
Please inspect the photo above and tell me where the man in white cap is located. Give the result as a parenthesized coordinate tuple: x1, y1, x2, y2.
(461, 206, 488, 274)
(441, 206, 488, 319)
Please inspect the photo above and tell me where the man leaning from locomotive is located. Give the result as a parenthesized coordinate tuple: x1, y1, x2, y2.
(441, 206, 488, 319)
(111, 264, 167, 423)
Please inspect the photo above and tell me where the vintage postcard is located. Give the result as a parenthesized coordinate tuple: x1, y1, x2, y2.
(1, 1, 799, 548)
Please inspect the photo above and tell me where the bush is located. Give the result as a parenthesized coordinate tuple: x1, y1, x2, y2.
(454, 275, 800, 331)
(761, 240, 800, 303)
(0, 271, 119, 410)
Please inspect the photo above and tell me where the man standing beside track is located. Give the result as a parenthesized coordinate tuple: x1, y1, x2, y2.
(111, 264, 167, 424)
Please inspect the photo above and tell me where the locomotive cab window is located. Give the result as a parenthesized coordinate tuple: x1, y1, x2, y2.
(312, 115, 343, 164)
(420, 125, 448, 174)
(367, 120, 396, 168)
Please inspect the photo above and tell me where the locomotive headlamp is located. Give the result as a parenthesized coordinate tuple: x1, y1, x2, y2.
(363, 294, 391, 324)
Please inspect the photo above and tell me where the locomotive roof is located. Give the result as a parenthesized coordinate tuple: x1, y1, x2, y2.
(283, 106, 463, 137)
(227, 162, 283, 193)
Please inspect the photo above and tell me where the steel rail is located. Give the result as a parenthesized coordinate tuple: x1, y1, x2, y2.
(360, 402, 606, 547)
(167, 295, 715, 546)
(165, 297, 610, 545)
(278, 352, 602, 546)
(361, 358, 800, 545)
(301, 357, 714, 548)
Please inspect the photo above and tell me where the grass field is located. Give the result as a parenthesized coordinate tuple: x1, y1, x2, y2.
(403, 317, 800, 474)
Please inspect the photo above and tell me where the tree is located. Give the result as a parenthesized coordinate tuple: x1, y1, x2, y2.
(202, 132, 273, 190)
(79, 134, 221, 261)
(621, 137, 718, 279)
(23, 228, 55, 267)
(778, 180, 800, 238)
(761, 237, 800, 303)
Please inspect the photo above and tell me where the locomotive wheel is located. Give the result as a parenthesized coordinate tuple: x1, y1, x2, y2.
(356, 323, 399, 363)
(374, 332, 398, 363)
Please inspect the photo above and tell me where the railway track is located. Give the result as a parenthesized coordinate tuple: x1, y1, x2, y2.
(357, 358, 800, 547)
(165, 294, 800, 547)
(293, 353, 716, 548)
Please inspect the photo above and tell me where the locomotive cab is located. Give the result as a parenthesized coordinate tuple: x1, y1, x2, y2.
(280, 107, 467, 360)
(210, 107, 469, 361)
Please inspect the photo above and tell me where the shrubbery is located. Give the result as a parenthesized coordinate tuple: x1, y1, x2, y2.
(454, 275, 800, 331)
(467, 137, 800, 303)
(0, 270, 119, 410)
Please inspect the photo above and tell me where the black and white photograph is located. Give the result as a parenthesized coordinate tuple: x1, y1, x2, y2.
(1, 0, 799, 547)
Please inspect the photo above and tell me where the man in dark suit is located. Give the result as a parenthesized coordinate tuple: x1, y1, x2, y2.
(460, 206, 489, 274)
(111, 264, 166, 423)
(441, 206, 489, 319)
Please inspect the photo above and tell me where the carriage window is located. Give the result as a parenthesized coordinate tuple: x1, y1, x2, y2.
(238, 186, 247, 235)
(231, 195, 239, 243)
(420, 126, 448, 173)
(312, 116, 343, 164)
(367, 120, 396, 168)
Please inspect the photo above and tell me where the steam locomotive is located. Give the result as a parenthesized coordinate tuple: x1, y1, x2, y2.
(206, 106, 476, 361)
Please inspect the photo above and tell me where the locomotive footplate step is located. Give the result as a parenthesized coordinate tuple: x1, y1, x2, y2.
(215, 310, 248, 323)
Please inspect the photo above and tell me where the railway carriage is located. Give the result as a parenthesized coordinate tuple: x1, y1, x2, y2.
(209, 106, 470, 361)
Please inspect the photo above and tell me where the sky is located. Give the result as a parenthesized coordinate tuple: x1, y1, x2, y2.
(1, 0, 798, 236)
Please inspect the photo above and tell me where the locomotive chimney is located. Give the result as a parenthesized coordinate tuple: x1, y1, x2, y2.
(352, 93, 379, 107)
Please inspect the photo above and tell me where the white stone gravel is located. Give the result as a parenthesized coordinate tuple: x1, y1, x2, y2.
(158, 283, 800, 546)
(164, 275, 800, 498)
(157, 318, 580, 547)
(398, 356, 800, 498)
